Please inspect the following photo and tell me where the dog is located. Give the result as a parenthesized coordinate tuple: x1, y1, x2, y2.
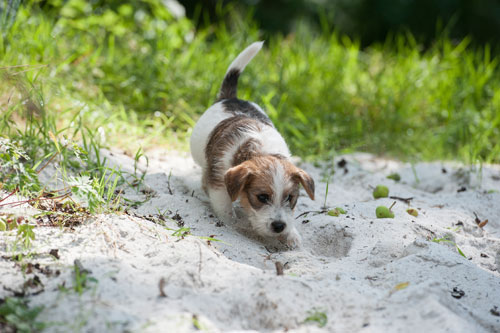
(190, 41, 315, 248)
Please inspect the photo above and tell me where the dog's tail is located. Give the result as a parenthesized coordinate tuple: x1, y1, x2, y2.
(217, 41, 264, 101)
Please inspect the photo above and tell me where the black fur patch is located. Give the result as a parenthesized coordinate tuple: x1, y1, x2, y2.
(217, 69, 240, 100)
(222, 98, 273, 126)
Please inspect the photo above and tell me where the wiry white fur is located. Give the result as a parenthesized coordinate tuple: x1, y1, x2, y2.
(190, 101, 230, 167)
(190, 105, 290, 171)
(191, 43, 264, 167)
(226, 41, 264, 74)
(207, 187, 234, 223)
(244, 163, 302, 247)
(259, 126, 290, 157)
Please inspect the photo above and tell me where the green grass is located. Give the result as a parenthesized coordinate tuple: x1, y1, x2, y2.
(303, 309, 328, 328)
(432, 235, 467, 258)
(1, 0, 499, 171)
(0, 297, 45, 332)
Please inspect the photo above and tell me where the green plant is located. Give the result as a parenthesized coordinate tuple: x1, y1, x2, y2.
(16, 224, 35, 249)
(0, 0, 21, 34)
(73, 261, 98, 295)
(0, 69, 128, 216)
(411, 163, 420, 184)
(132, 147, 148, 185)
(303, 309, 328, 328)
(171, 227, 191, 239)
(432, 236, 466, 258)
(0, 297, 45, 332)
(0, 138, 41, 195)
(3, 2, 498, 164)
(322, 174, 331, 209)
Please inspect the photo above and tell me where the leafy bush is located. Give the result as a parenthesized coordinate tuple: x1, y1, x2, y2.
(0, 0, 498, 164)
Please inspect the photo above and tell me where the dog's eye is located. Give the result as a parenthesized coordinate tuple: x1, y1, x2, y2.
(257, 194, 270, 204)
(285, 194, 293, 202)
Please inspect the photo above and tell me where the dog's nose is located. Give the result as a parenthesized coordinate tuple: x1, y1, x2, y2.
(271, 221, 286, 233)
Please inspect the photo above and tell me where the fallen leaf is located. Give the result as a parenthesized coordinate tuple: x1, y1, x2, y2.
(393, 282, 409, 291)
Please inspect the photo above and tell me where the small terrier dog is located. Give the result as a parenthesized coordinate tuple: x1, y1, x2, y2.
(190, 41, 315, 248)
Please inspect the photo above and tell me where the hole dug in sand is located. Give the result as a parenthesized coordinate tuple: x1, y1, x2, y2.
(306, 223, 353, 258)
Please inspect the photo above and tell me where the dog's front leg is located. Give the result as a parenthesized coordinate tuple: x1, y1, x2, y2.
(208, 187, 235, 224)
(285, 227, 302, 249)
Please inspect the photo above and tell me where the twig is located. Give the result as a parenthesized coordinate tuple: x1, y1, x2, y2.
(473, 211, 480, 223)
(389, 196, 413, 204)
(0, 188, 18, 204)
(0, 192, 71, 208)
(36, 152, 60, 174)
(197, 242, 204, 287)
(295, 209, 327, 219)
(198, 243, 202, 274)
(158, 278, 167, 297)
(473, 211, 489, 228)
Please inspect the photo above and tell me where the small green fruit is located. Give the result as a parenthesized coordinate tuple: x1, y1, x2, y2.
(387, 173, 401, 182)
(406, 208, 418, 217)
(328, 207, 347, 217)
(0, 220, 6, 231)
(335, 207, 346, 214)
(373, 185, 389, 199)
(328, 209, 339, 216)
(376, 206, 394, 218)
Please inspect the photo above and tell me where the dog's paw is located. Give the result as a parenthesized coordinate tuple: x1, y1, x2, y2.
(286, 229, 302, 249)
(216, 212, 236, 226)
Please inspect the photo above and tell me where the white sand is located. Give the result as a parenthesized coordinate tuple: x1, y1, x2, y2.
(1, 149, 499, 332)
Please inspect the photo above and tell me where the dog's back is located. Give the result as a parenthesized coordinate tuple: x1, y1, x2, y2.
(190, 42, 289, 168)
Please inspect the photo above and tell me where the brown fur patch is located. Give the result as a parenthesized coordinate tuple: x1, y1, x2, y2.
(205, 116, 264, 188)
(224, 164, 252, 201)
(232, 138, 261, 166)
(205, 116, 315, 205)
(292, 169, 315, 200)
(226, 155, 309, 209)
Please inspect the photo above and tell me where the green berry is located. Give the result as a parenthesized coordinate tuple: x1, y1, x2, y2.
(376, 206, 394, 218)
(335, 207, 346, 214)
(328, 209, 339, 216)
(387, 173, 401, 182)
(328, 207, 347, 217)
(373, 185, 389, 199)
(0, 220, 5, 231)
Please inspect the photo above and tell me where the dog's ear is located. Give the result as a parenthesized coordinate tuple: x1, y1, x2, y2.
(293, 168, 315, 200)
(224, 164, 252, 201)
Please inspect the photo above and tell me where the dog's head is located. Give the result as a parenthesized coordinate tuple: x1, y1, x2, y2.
(224, 155, 314, 237)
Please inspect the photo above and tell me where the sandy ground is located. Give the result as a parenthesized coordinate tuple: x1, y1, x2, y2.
(1, 149, 500, 332)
